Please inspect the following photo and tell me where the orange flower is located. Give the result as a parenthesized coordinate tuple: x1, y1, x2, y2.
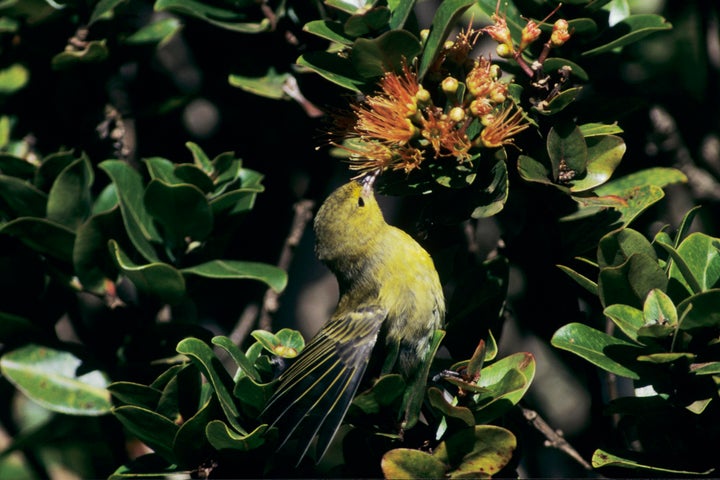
(480, 105, 530, 148)
(420, 108, 452, 157)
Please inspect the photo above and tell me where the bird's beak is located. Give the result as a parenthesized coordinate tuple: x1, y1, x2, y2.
(361, 169, 380, 195)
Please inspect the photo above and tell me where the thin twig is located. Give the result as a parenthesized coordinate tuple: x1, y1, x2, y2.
(257, 199, 316, 332)
(520, 405, 593, 471)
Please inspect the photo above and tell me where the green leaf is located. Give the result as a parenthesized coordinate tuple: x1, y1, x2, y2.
(250, 328, 304, 358)
(228, 67, 292, 100)
(643, 288, 677, 326)
(124, 17, 182, 46)
(583, 14, 672, 56)
(534, 87, 582, 115)
(0, 63, 29, 94)
(205, 420, 268, 451)
(470, 152, 508, 218)
(579, 122, 624, 137)
(598, 227, 656, 269)
(112, 406, 178, 462)
(100, 160, 162, 262)
(351, 30, 421, 79)
(669, 233, 720, 293)
(144, 180, 213, 244)
(676, 290, 720, 331)
(0, 217, 75, 262)
(417, 0, 475, 80)
(296, 51, 365, 92)
(303, 20, 354, 46)
(175, 337, 246, 434)
(109, 240, 186, 304)
(0, 344, 112, 415)
(551, 323, 642, 379)
(556, 264, 598, 296)
(427, 387, 475, 426)
(598, 253, 668, 309)
(0, 174, 47, 218)
(181, 259, 287, 293)
(381, 448, 447, 479)
(603, 304, 644, 342)
(325, 0, 372, 14)
(592, 449, 714, 475)
(46, 155, 94, 230)
(51, 40, 109, 69)
(432, 425, 516, 477)
(154, 0, 271, 33)
(344, 7, 391, 37)
(353, 374, 405, 415)
(596, 167, 686, 195)
(569, 135, 625, 192)
(547, 124, 587, 181)
(74, 208, 122, 293)
(517, 154, 553, 186)
(388, 0, 416, 29)
(89, 0, 128, 24)
(542, 58, 589, 82)
(108, 381, 162, 410)
(211, 336, 260, 382)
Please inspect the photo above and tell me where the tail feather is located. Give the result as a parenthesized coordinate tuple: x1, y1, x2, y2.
(261, 305, 387, 465)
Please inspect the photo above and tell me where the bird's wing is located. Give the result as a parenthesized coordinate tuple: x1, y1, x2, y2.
(262, 304, 387, 465)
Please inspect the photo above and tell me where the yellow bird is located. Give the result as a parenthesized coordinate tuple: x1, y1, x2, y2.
(262, 173, 445, 465)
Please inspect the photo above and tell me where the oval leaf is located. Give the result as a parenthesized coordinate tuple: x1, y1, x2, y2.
(0, 344, 112, 415)
(382, 448, 447, 479)
(181, 259, 287, 293)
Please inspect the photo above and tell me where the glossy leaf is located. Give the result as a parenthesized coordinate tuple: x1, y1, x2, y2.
(579, 123, 624, 137)
(0, 63, 28, 93)
(556, 264, 598, 296)
(534, 87, 582, 115)
(569, 135, 625, 192)
(381, 448, 447, 479)
(109, 240, 186, 304)
(51, 40, 109, 69)
(89, 0, 127, 24)
(470, 153, 508, 218)
(417, 0, 475, 80)
(228, 67, 292, 101)
(100, 160, 161, 262)
(596, 167, 687, 195)
(211, 336, 260, 382)
(303, 20, 354, 46)
(604, 304, 644, 342)
(669, 233, 720, 293)
(542, 58, 589, 82)
(517, 154, 553, 186)
(250, 328, 304, 358)
(181, 259, 287, 293)
(0, 174, 47, 218)
(344, 7, 391, 37)
(46, 155, 93, 230)
(433, 425, 516, 477)
(205, 420, 268, 451)
(351, 30, 421, 79)
(0, 344, 112, 415)
(592, 449, 714, 475)
(124, 17, 182, 46)
(352, 374, 405, 415)
(547, 124, 587, 181)
(643, 288, 677, 326)
(0, 217, 75, 262)
(176, 337, 246, 434)
(598, 253, 668, 309)
(598, 227, 656, 269)
(154, 0, 271, 33)
(551, 323, 642, 379)
(73, 208, 122, 293)
(388, 0, 416, 29)
(427, 387, 475, 426)
(676, 290, 720, 331)
(583, 14, 672, 56)
(112, 405, 178, 462)
(297, 51, 365, 92)
(144, 180, 213, 244)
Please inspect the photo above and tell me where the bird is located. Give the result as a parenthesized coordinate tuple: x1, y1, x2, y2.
(261, 172, 445, 465)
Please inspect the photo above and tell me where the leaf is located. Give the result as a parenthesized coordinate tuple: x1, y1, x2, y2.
(0, 217, 75, 262)
(0, 344, 112, 415)
(596, 167, 686, 195)
(534, 87, 582, 115)
(112, 406, 178, 462)
(547, 123, 587, 181)
(46, 154, 94, 230)
(350, 30, 421, 79)
(228, 67, 292, 100)
(211, 336, 260, 382)
(250, 328, 304, 358)
(583, 14, 672, 56)
(603, 304, 644, 342)
(181, 259, 287, 293)
(0, 174, 47, 218)
(551, 323, 642, 379)
(542, 58, 589, 82)
(643, 288, 677, 326)
(669, 233, 720, 292)
(74, 208, 122, 293)
(417, 0, 476, 80)
(381, 448, 447, 479)
(344, 7, 391, 37)
(676, 290, 720, 331)
(100, 160, 161, 262)
(296, 51, 365, 92)
(598, 253, 668, 309)
(388, 0, 416, 29)
(517, 154, 553, 186)
(432, 425, 516, 477)
(89, 0, 128, 24)
(579, 123, 624, 137)
(109, 239, 186, 304)
(0, 63, 29, 94)
(592, 449, 714, 475)
(175, 337, 246, 434)
(108, 381, 162, 410)
(569, 135, 625, 192)
(144, 180, 213, 244)
(303, 20, 354, 46)
(598, 227, 656, 269)
(470, 153, 508, 218)
(154, 0, 271, 33)
(51, 40, 109, 69)
(205, 420, 268, 451)
(124, 17, 182, 46)
(427, 387, 475, 426)
(556, 264, 598, 296)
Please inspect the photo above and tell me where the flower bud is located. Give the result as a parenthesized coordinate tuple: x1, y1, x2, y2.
(441, 76, 459, 95)
(496, 43, 514, 58)
(449, 106, 465, 123)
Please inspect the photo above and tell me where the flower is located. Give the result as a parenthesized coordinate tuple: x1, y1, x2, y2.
(479, 104, 530, 148)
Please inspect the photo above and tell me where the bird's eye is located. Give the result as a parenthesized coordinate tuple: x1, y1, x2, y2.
(357, 196, 365, 207)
